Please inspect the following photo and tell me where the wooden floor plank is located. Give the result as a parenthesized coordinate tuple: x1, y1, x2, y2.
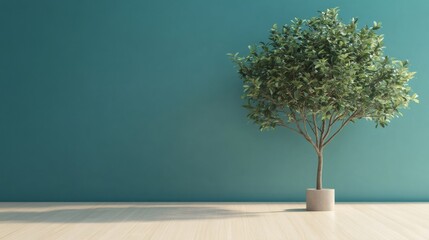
(0, 203, 428, 240)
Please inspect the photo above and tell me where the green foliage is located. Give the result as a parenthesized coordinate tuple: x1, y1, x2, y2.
(229, 8, 417, 132)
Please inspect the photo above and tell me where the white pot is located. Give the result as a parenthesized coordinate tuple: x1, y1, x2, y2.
(306, 188, 335, 211)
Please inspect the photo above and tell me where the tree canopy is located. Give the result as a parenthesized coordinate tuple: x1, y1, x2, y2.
(230, 8, 418, 136)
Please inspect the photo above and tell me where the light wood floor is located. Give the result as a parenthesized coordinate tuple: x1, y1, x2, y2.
(0, 203, 428, 240)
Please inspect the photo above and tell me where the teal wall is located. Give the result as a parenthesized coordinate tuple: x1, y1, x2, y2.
(0, 0, 428, 201)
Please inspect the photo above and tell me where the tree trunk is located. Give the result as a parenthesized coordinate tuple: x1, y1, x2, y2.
(316, 150, 323, 190)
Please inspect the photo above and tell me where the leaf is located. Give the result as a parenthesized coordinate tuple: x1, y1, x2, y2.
(294, 90, 300, 99)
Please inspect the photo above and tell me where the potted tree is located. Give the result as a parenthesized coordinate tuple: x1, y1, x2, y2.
(229, 8, 418, 211)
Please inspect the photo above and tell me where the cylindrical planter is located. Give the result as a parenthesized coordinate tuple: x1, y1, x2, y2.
(306, 188, 335, 211)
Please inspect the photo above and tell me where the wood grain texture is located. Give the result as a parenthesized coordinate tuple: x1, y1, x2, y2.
(0, 203, 428, 240)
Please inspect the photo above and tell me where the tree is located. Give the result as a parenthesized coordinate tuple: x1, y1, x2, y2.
(229, 8, 418, 190)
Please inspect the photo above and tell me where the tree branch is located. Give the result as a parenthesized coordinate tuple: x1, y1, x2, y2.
(319, 119, 326, 148)
(285, 109, 318, 153)
(329, 113, 345, 127)
(278, 121, 302, 135)
(307, 121, 317, 137)
(297, 110, 320, 153)
(312, 113, 319, 147)
(322, 114, 334, 140)
(323, 111, 357, 147)
(300, 110, 311, 140)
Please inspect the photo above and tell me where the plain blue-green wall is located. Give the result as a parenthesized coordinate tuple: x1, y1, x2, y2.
(0, 0, 427, 201)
